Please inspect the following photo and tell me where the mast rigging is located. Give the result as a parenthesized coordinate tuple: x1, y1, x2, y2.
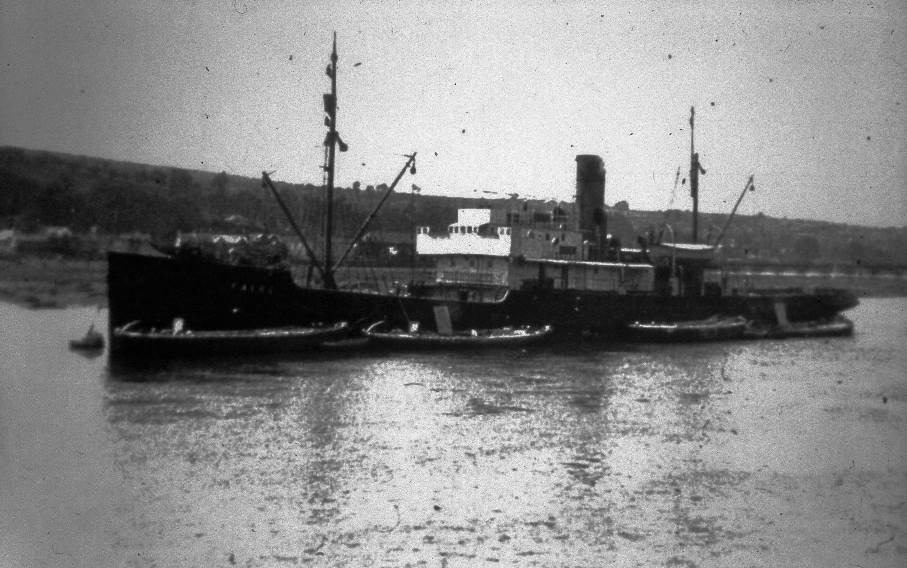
(713, 175, 756, 248)
(331, 153, 418, 274)
(322, 32, 341, 289)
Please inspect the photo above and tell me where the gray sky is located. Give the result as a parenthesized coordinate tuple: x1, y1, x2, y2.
(1, 0, 905, 227)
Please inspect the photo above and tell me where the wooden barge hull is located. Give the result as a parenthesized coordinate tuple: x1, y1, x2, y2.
(362, 323, 553, 350)
(111, 321, 349, 357)
(626, 316, 748, 343)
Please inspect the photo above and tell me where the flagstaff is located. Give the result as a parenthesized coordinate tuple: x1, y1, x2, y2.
(689, 106, 706, 243)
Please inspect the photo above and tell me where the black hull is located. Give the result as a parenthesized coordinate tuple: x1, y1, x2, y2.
(107, 252, 858, 346)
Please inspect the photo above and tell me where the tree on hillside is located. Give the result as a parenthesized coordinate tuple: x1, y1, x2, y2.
(0, 148, 28, 171)
(0, 169, 40, 219)
(84, 179, 204, 236)
(168, 168, 197, 192)
(211, 171, 229, 192)
(792, 235, 821, 261)
(30, 175, 86, 228)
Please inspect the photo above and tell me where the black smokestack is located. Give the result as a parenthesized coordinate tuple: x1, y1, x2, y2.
(575, 155, 606, 236)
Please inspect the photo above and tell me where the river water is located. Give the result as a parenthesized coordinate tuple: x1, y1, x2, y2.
(1, 299, 905, 567)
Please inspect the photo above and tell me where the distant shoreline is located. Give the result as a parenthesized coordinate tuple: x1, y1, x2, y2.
(0, 256, 107, 310)
(1, 255, 904, 312)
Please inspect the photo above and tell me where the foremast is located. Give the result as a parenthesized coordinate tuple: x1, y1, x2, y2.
(262, 35, 417, 289)
(321, 32, 345, 289)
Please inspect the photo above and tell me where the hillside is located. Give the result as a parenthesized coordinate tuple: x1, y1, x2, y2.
(2, 146, 905, 268)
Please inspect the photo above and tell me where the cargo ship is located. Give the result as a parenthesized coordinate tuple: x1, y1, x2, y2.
(107, 37, 857, 347)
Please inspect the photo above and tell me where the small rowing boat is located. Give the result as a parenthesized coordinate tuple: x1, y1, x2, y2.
(69, 324, 105, 351)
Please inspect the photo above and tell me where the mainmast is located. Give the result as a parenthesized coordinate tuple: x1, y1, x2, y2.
(321, 32, 346, 289)
(689, 106, 706, 243)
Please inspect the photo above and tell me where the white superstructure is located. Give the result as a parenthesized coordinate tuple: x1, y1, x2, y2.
(416, 208, 655, 293)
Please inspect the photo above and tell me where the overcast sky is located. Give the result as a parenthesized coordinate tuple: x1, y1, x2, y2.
(1, 0, 905, 227)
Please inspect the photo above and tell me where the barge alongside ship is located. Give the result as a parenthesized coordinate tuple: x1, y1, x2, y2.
(107, 37, 857, 351)
(112, 320, 349, 357)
